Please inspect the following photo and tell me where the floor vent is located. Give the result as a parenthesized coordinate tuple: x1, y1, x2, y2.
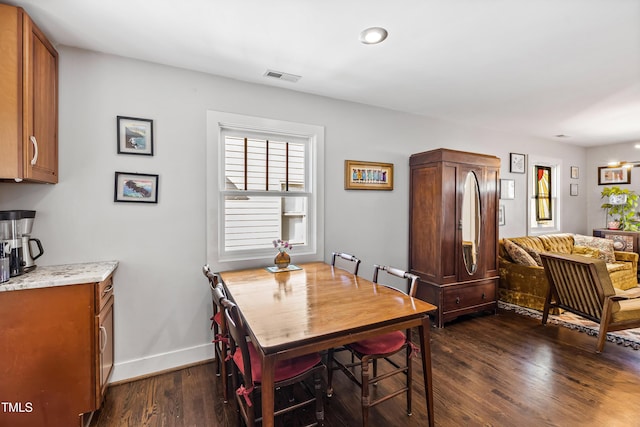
(264, 69, 301, 83)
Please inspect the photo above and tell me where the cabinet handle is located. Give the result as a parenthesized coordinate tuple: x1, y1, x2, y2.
(102, 284, 114, 295)
(29, 136, 39, 166)
(99, 326, 107, 353)
(455, 297, 460, 304)
(482, 292, 486, 299)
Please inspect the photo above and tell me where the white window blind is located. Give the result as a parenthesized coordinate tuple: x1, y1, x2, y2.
(220, 129, 309, 254)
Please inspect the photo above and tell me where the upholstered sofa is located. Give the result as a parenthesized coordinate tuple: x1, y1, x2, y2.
(498, 233, 638, 312)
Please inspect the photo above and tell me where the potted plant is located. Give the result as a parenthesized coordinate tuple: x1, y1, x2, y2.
(600, 186, 640, 230)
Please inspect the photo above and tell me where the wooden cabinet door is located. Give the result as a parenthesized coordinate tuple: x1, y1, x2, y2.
(22, 13, 58, 183)
(0, 285, 94, 427)
(0, 5, 23, 180)
(96, 296, 114, 407)
(457, 164, 486, 281)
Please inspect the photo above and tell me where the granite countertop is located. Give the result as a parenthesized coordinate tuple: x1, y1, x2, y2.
(0, 261, 119, 292)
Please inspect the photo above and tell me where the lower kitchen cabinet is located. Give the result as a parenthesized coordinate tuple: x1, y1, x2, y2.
(0, 272, 115, 427)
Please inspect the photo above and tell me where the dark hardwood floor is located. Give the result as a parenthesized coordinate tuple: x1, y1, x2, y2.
(90, 308, 640, 427)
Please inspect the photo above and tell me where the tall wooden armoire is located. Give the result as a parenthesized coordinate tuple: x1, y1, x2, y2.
(409, 149, 500, 327)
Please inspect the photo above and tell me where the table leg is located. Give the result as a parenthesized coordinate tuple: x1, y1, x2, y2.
(419, 315, 434, 427)
(261, 354, 276, 427)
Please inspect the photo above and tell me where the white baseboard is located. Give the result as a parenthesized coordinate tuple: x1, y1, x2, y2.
(109, 342, 215, 383)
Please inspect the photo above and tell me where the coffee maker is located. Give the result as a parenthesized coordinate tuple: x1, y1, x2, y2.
(0, 210, 44, 276)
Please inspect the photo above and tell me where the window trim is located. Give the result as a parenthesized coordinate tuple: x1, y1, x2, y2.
(206, 111, 325, 271)
(527, 156, 561, 235)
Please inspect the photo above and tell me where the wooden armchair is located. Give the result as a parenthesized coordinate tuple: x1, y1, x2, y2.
(331, 251, 361, 275)
(539, 252, 640, 352)
(327, 264, 419, 426)
(203, 265, 230, 402)
(224, 299, 326, 426)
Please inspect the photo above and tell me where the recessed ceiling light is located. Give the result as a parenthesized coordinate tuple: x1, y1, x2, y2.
(359, 27, 388, 45)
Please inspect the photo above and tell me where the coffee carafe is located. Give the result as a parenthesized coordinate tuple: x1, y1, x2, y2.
(0, 210, 43, 276)
(22, 235, 44, 269)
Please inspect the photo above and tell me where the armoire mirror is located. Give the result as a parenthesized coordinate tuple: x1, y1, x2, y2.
(461, 171, 481, 274)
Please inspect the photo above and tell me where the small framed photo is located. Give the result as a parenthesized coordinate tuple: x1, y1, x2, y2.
(344, 160, 393, 190)
(500, 179, 515, 200)
(499, 205, 506, 226)
(570, 183, 578, 196)
(510, 153, 526, 174)
(117, 116, 154, 156)
(114, 172, 159, 203)
(598, 166, 630, 185)
(570, 166, 579, 179)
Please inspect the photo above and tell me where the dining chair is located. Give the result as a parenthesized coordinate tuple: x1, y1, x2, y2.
(326, 264, 419, 427)
(540, 252, 640, 352)
(203, 264, 230, 403)
(331, 251, 361, 275)
(223, 298, 326, 427)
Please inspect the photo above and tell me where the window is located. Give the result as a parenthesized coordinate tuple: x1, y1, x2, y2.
(528, 157, 560, 235)
(207, 111, 324, 267)
(222, 129, 307, 252)
(535, 166, 552, 221)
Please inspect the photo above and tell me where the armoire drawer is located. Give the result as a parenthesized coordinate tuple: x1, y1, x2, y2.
(442, 281, 496, 311)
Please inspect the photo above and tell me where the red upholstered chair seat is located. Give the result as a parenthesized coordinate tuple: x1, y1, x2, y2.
(349, 330, 406, 355)
(233, 343, 322, 383)
(212, 311, 222, 326)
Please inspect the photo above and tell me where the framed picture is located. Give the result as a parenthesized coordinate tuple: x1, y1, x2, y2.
(344, 160, 393, 190)
(114, 172, 159, 203)
(570, 183, 579, 196)
(598, 166, 631, 185)
(500, 179, 515, 200)
(499, 205, 506, 226)
(117, 116, 154, 155)
(510, 153, 526, 174)
(570, 166, 579, 179)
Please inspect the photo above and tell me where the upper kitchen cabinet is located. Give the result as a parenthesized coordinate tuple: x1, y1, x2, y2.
(0, 4, 58, 183)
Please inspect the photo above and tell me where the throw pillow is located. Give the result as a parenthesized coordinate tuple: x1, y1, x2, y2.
(573, 235, 616, 263)
(517, 244, 543, 266)
(572, 245, 601, 259)
(504, 239, 538, 266)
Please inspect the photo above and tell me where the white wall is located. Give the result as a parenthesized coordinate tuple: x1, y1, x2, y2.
(0, 47, 588, 382)
(587, 141, 640, 232)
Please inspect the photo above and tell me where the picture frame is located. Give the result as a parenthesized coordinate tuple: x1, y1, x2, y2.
(570, 183, 579, 196)
(500, 179, 515, 200)
(114, 172, 159, 203)
(570, 166, 579, 179)
(117, 116, 154, 156)
(598, 166, 631, 185)
(499, 204, 506, 226)
(510, 153, 526, 174)
(344, 160, 393, 190)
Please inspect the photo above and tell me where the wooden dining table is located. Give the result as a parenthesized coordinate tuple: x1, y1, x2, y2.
(218, 261, 437, 427)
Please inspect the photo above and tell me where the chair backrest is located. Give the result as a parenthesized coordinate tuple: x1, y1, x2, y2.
(223, 299, 255, 389)
(203, 264, 218, 287)
(331, 251, 361, 275)
(539, 252, 615, 321)
(372, 264, 419, 297)
(211, 284, 227, 310)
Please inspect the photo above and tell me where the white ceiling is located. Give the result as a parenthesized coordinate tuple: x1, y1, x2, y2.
(9, 0, 640, 146)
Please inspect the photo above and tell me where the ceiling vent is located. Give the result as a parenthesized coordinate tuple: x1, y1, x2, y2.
(264, 69, 301, 83)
